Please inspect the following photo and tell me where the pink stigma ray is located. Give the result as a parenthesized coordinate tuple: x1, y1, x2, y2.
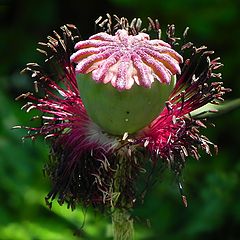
(71, 29, 183, 90)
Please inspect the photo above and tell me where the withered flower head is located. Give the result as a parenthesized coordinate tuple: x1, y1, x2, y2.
(16, 15, 230, 212)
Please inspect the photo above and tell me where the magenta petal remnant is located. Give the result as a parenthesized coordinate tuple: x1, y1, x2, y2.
(17, 25, 121, 209)
(142, 44, 230, 170)
(71, 29, 183, 90)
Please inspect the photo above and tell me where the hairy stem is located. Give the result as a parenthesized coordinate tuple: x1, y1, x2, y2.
(112, 208, 134, 240)
(112, 155, 134, 240)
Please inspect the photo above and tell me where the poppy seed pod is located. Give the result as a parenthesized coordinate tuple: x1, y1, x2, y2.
(17, 15, 230, 213)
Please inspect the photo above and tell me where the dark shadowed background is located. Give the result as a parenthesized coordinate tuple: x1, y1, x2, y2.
(0, 0, 240, 239)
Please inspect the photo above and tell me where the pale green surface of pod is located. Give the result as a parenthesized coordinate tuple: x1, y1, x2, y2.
(77, 74, 174, 135)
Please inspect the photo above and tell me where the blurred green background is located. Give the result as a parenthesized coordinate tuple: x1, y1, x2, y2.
(0, 0, 240, 239)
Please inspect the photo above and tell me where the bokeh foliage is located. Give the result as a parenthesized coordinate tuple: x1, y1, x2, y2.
(0, 0, 240, 239)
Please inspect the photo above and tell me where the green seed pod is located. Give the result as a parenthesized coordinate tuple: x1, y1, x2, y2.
(77, 74, 175, 135)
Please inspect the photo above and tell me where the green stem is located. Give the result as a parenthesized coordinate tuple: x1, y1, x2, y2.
(112, 208, 134, 240)
(111, 156, 134, 240)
